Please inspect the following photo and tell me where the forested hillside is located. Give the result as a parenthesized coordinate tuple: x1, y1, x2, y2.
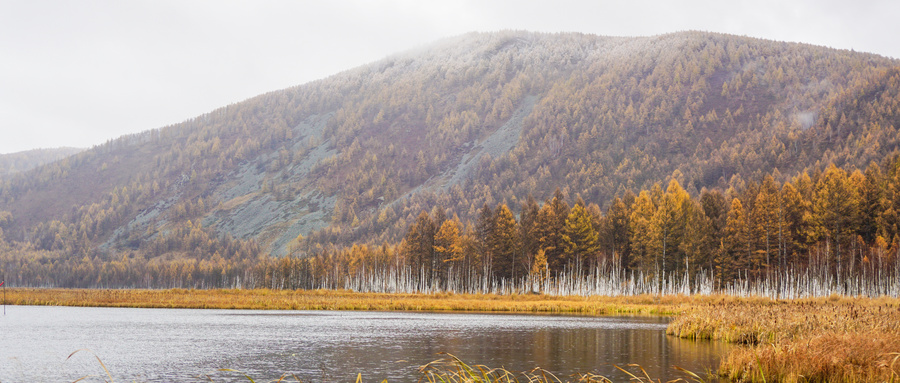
(1, 30, 899, 292)
(0, 147, 83, 178)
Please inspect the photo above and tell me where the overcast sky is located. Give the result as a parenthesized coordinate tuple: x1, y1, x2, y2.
(1, 0, 898, 154)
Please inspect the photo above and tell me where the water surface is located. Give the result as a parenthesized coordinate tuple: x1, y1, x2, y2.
(0, 306, 727, 382)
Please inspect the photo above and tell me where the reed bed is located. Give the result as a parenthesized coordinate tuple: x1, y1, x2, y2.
(667, 295, 900, 382)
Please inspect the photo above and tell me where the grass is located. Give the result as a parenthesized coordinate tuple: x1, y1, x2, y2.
(414, 353, 697, 383)
(8, 288, 900, 382)
(666, 295, 900, 382)
(1, 287, 696, 315)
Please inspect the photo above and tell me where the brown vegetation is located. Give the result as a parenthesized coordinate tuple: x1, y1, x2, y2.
(2, 287, 688, 314)
(667, 296, 900, 382)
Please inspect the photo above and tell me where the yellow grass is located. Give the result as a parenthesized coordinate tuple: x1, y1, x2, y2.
(2, 287, 696, 315)
(667, 295, 900, 382)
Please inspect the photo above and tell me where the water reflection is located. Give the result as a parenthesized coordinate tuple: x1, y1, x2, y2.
(0, 307, 727, 382)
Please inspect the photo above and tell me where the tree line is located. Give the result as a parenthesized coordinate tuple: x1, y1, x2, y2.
(3, 156, 899, 297)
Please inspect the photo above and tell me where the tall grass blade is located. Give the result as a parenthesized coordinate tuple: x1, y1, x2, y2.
(614, 365, 642, 381)
(66, 349, 114, 383)
(672, 365, 705, 383)
(218, 368, 256, 383)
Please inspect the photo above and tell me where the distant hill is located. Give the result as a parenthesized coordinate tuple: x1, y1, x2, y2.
(1, 30, 899, 263)
(0, 147, 83, 178)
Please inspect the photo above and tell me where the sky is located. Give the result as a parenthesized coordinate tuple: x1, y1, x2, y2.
(1, 0, 898, 154)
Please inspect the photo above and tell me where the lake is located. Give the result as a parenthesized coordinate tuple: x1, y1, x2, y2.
(0, 306, 727, 382)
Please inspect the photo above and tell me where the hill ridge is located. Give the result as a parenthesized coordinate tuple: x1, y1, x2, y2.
(1, 30, 898, 262)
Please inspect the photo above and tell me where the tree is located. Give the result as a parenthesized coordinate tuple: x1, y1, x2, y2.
(490, 203, 519, 281)
(536, 189, 570, 273)
(700, 189, 727, 273)
(751, 175, 780, 273)
(530, 248, 548, 292)
(650, 179, 691, 274)
(405, 211, 435, 284)
(475, 204, 494, 278)
(629, 190, 656, 274)
(563, 204, 601, 273)
(812, 164, 860, 274)
(518, 195, 541, 278)
(722, 198, 750, 281)
(433, 218, 463, 283)
(601, 196, 632, 269)
(779, 181, 806, 268)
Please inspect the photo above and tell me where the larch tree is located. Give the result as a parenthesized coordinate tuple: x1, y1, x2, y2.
(433, 218, 463, 283)
(601, 196, 632, 269)
(812, 164, 861, 273)
(405, 211, 436, 284)
(563, 204, 601, 273)
(629, 190, 656, 274)
(490, 203, 519, 280)
(752, 175, 780, 273)
(722, 198, 750, 281)
(518, 195, 541, 278)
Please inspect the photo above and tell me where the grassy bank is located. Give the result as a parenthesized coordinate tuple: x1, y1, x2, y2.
(1, 287, 691, 315)
(5, 288, 900, 382)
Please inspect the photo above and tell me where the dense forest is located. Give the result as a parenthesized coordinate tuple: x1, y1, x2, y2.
(0, 147, 83, 177)
(1, 31, 900, 295)
(3, 156, 899, 297)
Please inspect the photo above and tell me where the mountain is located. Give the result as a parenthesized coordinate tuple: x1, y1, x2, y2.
(1, 30, 899, 264)
(0, 147, 84, 178)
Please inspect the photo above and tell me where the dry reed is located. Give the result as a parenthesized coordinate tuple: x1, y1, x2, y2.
(667, 295, 900, 382)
